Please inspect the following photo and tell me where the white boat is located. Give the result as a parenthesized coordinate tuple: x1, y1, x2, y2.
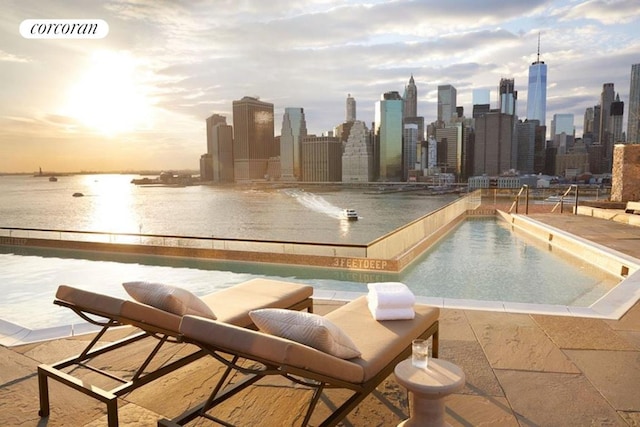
(344, 209, 358, 221)
(544, 195, 563, 203)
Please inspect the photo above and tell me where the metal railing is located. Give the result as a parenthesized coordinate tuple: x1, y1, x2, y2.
(551, 185, 579, 214)
(508, 184, 580, 215)
(508, 185, 530, 214)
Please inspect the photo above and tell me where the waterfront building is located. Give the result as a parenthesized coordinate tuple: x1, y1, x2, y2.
(205, 113, 234, 183)
(628, 63, 640, 143)
(437, 84, 457, 124)
(403, 75, 417, 118)
(526, 36, 547, 127)
(199, 153, 212, 181)
(610, 93, 624, 143)
(232, 96, 276, 181)
(346, 94, 356, 123)
(403, 124, 418, 181)
(516, 119, 537, 174)
(301, 135, 342, 182)
(473, 111, 515, 176)
(374, 91, 404, 181)
(499, 78, 517, 116)
(342, 121, 373, 182)
(280, 107, 307, 181)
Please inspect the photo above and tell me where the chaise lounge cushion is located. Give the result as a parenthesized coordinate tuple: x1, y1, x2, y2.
(249, 309, 361, 359)
(123, 281, 217, 320)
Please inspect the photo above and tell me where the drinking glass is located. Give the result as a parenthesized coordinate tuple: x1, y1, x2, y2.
(411, 339, 429, 368)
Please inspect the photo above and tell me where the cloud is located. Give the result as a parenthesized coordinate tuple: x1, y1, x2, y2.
(0, 49, 30, 62)
(557, 0, 640, 24)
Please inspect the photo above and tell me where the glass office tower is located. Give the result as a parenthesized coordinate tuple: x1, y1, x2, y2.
(280, 107, 307, 180)
(375, 91, 403, 181)
(527, 58, 547, 127)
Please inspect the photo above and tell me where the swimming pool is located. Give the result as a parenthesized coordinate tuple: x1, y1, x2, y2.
(0, 217, 619, 336)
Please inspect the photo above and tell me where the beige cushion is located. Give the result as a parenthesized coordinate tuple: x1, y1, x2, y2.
(123, 281, 216, 319)
(249, 309, 361, 359)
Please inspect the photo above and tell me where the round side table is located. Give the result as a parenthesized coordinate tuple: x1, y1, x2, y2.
(394, 358, 465, 427)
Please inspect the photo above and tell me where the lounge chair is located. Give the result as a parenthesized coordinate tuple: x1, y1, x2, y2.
(158, 295, 439, 427)
(37, 278, 313, 427)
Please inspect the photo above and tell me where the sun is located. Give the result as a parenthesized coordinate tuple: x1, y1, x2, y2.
(64, 50, 154, 136)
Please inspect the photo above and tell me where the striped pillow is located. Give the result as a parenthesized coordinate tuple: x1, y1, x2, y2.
(249, 308, 361, 359)
(123, 281, 216, 319)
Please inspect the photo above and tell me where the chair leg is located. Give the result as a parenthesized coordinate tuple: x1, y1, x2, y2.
(37, 366, 50, 417)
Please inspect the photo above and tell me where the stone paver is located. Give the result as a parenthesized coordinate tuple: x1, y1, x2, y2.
(495, 370, 628, 426)
(465, 310, 580, 373)
(446, 394, 519, 427)
(532, 315, 637, 351)
(440, 340, 503, 397)
(564, 349, 640, 411)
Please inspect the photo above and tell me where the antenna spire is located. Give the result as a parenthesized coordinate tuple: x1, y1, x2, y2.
(537, 32, 541, 63)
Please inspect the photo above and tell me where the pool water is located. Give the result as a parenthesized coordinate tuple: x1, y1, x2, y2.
(0, 218, 618, 330)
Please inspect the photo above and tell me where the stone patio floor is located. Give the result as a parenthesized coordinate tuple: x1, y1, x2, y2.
(1, 212, 639, 426)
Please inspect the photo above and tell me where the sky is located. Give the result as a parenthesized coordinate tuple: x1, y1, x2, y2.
(1, 0, 639, 174)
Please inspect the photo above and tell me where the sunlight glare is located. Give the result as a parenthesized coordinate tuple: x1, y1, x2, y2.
(64, 51, 154, 136)
(84, 175, 139, 234)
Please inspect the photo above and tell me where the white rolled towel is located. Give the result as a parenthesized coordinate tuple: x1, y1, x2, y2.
(367, 282, 415, 309)
(367, 304, 415, 320)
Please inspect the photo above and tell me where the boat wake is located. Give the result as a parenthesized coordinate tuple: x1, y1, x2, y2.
(282, 189, 345, 219)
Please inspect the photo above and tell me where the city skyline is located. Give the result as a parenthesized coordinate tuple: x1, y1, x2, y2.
(1, 0, 639, 173)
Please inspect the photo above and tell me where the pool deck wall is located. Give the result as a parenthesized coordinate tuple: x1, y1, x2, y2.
(0, 192, 482, 274)
(497, 210, 640, 319)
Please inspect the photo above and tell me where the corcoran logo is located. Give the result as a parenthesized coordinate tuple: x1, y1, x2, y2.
(20, 19, 109, 39)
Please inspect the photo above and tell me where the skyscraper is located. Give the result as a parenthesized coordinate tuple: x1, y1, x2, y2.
(403, 124, 418, 180)
(375, 91, 403, 180)
(342, 121, 372, 182)
(551, 113, 574, 154)
(205, 114, 234, 183)
(403, 75, 417, 118)
(516, 119, 537, 174)
(232, 96, 275, 181)
(437, 85, 457, 124)
(551, 114, 574, 137)
(583, 107, 595, 143)
(346, 94, 356, 122)
(474, 112, 515, 176)
(610, 93, 624, 143)
(499, 78, 517, 115)
(598, 83, 615, 143)
(628, 63, 640, 143)
(301, 135, 342, 182)
(472, 89, 490, 106)
(280, 107, 307, 180)
(599, 83, 615, 171)
(526, 35, 547, 127)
